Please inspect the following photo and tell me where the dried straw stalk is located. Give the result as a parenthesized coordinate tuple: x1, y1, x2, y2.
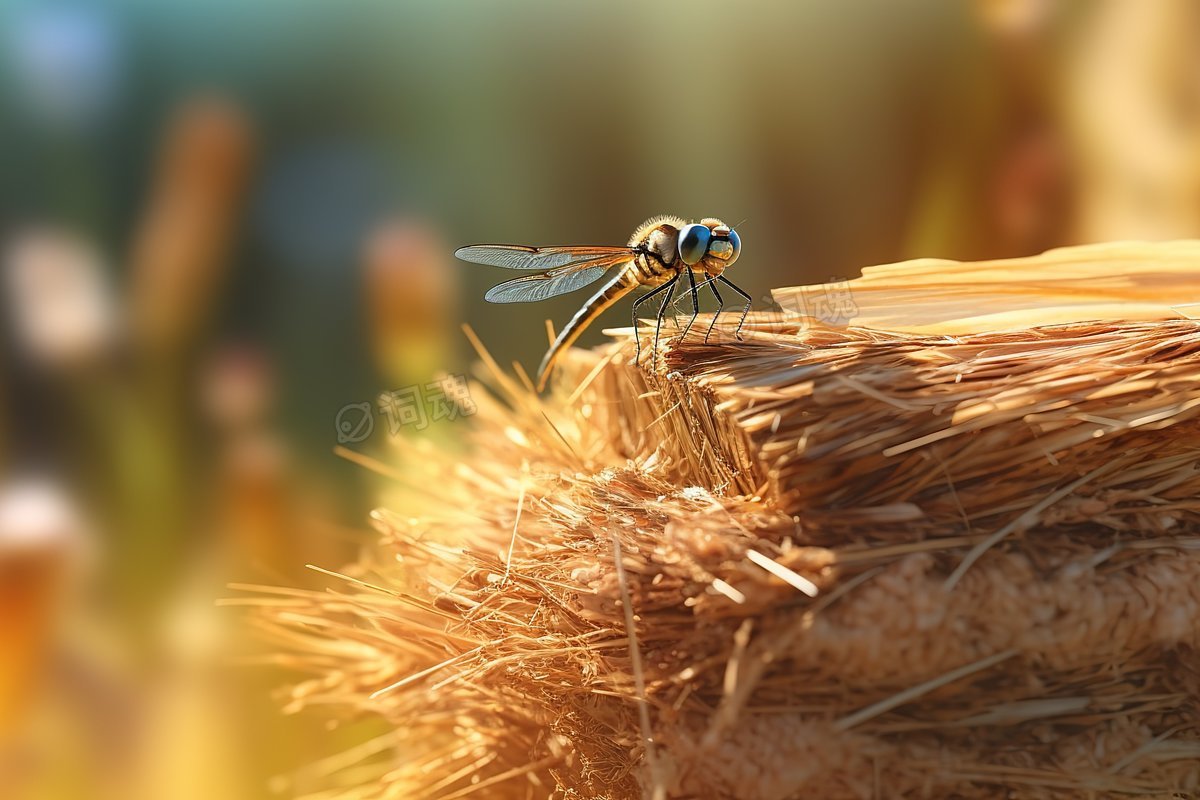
(249, 241, 1200, 799)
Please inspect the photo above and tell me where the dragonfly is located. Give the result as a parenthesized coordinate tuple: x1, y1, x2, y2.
(455, 215, 750, 391)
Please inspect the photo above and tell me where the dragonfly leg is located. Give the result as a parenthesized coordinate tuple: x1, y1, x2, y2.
(631, 276, 678, 366)
(702, 276, 724, 342)
(651, 277, 679, 368)
(665, 288, 689, 327)
(717, 276, 753, 340)
(680, 267, 701, 340)
(665, 288, 682, 329)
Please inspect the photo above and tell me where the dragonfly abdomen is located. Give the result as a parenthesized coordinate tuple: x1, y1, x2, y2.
(536, 268, 639, 391)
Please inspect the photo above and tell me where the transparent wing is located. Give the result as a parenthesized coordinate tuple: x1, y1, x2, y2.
(455, 244, 632, 270)
(483, 254, 629, 304)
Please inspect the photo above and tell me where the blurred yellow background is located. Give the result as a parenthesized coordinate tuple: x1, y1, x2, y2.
(3, 1, 1200, 798)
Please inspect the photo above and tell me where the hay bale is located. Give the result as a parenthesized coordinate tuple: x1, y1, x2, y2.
(252, 241, 1200, 799)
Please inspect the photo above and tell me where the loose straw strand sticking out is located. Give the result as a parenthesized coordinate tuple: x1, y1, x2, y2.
(943, 460, 1123, 590)
(501, 474, 527, 585)
(612, 535, 667, 800)
(834, 650, 1018, 732)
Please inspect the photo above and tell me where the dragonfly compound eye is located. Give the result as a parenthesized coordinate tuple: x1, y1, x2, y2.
(725, 228, 741, 266)
(678, 223, 712, 266)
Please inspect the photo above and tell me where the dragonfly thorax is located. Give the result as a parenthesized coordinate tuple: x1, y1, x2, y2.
(643, 226, 680, 266)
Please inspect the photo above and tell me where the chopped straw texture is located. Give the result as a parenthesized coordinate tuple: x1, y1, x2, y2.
(249, 241, 1200, 799)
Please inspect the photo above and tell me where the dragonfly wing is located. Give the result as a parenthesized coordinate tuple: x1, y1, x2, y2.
(455, 244, 631, 270)
(484, 256, 627, 303)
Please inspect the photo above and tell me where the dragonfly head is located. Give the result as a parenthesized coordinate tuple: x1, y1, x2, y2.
(679, 219, 741, 273)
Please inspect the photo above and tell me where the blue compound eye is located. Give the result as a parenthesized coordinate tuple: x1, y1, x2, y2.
(678, 223, 711, 265)
(726, 229, 741, 265)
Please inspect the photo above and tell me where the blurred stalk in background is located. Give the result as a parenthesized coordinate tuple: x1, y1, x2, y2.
(0, 481, 84, 743)
(108, 96, 252, 645)
(1063, 0, 1200, 242)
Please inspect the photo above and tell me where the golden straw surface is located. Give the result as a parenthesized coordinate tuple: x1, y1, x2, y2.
(250, 241, 1200, 799)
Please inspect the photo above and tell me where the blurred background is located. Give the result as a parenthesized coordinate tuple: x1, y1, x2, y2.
(3, 1, 1200, 797)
